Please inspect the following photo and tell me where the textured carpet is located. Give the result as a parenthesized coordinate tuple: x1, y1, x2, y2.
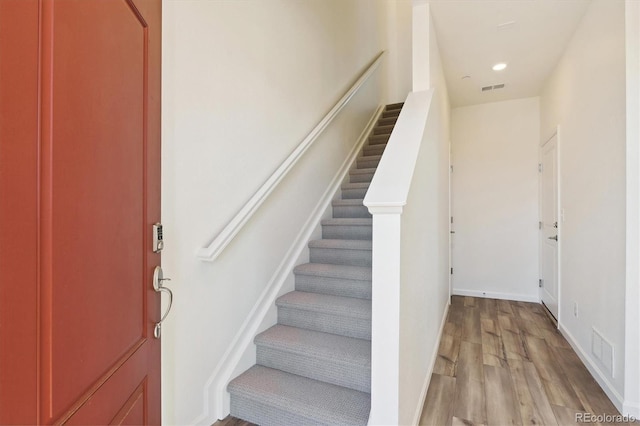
(227, 102, 403, 426)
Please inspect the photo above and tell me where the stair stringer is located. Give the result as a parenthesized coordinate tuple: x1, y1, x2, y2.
(189, 105, 384, 425)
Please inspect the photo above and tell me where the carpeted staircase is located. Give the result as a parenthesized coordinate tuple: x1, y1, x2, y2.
(227, 103, 403, 426)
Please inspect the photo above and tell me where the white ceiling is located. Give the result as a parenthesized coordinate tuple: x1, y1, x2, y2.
(429, 0, 592, 107)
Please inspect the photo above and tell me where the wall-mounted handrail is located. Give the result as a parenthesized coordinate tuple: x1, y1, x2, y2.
(197, 51, 385, 262)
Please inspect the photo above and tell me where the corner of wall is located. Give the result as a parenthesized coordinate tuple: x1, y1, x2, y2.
(625, 0, 640, 417)
(410, 299, 450, 425)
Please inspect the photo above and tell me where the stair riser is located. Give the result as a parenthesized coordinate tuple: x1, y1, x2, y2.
(378, 117, 398, 126)
(277, 308, 371, 341)
(332, 204, 371, 218)
(230, 396, 313, 426)
(294, 274, 371, 299)
(382, 110, 400, 119)
(386, 102, 404, 111)
(363, 145, 385, 156)
(309, 247, 371, 267)
(323, 224, 372, 240)
(373, 126, 393, 135)
(257, 346, 371, 393)
(357, 158, 380, 169)
(368, 135, 389, 145)
(350, 173, 374, 184)
(342, 187, 368, 199)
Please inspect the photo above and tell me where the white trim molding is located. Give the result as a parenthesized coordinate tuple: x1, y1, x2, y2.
(197, 51, 385, 262)
(411, 300, 450, 425)
(452, 288, 539, 304)
(189, 106, 384, 425)
(559, 324, 625, 414)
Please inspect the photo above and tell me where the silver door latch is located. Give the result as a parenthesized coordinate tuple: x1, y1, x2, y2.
(153, 266, 173, 339)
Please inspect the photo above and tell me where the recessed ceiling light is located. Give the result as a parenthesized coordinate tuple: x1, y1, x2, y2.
(492, 63, 507, 71)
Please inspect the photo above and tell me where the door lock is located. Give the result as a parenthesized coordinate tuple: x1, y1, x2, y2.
(153, 223, 164, 253)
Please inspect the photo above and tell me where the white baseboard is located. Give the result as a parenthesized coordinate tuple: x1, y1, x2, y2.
(623, 400, 640, 419)
(558, 324, 625, 414)
(411, 299, 450, 425)
(452, 288, 539, 303)
(189, 105, 384, 425)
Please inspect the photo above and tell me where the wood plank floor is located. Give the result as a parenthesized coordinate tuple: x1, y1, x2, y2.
(420, 296, 623, 426)
(215, 296, 626, 426)
(213, 415, 255, 426)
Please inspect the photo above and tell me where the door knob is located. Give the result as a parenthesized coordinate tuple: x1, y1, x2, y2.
(548, 235, 558, 241)
(153, 266, 173, 339)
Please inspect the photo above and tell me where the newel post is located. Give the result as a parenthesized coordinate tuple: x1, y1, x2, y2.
(366, 205, 403, 426)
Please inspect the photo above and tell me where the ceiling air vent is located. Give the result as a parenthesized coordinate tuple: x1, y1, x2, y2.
(481, 84, 506, 92)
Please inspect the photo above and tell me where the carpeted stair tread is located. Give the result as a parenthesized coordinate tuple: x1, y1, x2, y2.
(309, 239, 372, 267)
(332, 199, 366, 207)
(386, 102, 404, 110)
(359, 154, 382, 161)
(363, 144, 386, 156)
(309, 239, 371, 250)
(255, 324, 371, 389)
(276, 291, 371, 339)
(331, 199, 370, 219)
(357, 155, 382, 167)
(228, 365, 370, 426)
(322, 218, 372, 240)
(342, 182, 371, 190)
(256, 324, 371, 365)
(228, 105, 406, 424)
(350, 167, 376, 175)
(349, 173, 375, 184)
(357, 158, 381, 169)
(293, 264, 371, 300)
(293, 263, 371, 281)
(321, 218, 372, 226)
(378, 116, 398, 126)
(276, 291, 371, 320)
(373, 124, 394, 135)
(368, 135, 390, 145)
(369, 134, 390, 140)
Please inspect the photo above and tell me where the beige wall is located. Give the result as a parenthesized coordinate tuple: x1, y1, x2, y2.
(399, 7, 451, 424)
(161, 1, 390, 423)
(540, 0, 626, 406)
(385, 0, 413, 103)
(451, 97, 540, 301)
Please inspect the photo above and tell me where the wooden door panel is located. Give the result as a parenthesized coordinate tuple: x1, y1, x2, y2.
(0, 0, 161, 423)
(43, 0, 147, 418)
(0, 0, 40, 423)
(64, 345, 148, 425)
(112, 381, 146, 425)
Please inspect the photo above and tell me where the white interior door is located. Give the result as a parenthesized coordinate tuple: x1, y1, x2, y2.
(540, 134, 559, 319)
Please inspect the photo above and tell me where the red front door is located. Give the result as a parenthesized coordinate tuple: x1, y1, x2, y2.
(0, 0, 162, 423)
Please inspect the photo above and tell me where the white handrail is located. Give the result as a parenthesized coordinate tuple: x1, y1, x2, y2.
(363, 89, 433, 213)
(197, 51, 385, 262)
